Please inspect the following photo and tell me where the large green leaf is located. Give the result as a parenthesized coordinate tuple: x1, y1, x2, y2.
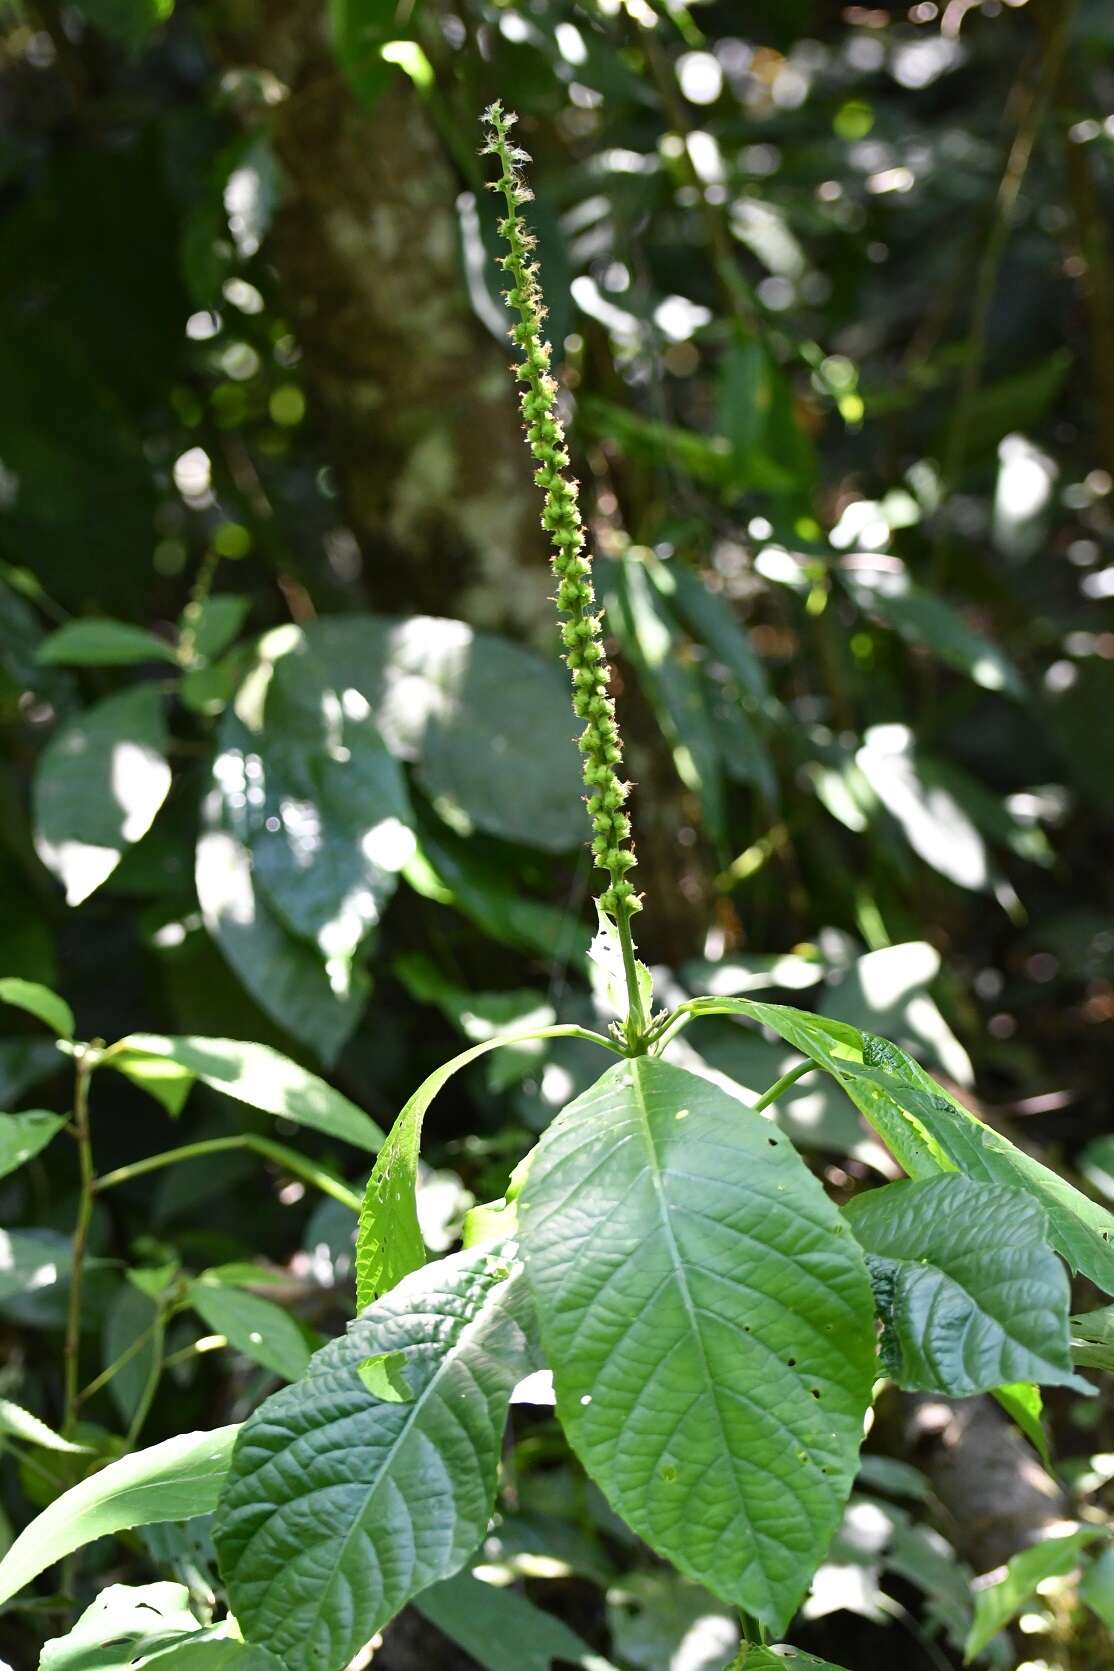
(356, 1024, 610, 1309)
(0, 1110, 66, 1179)
(0, 976, 74, 1040)
(187, 1277, 310, 1383)
(212, 638, 414, 985)
(844, 1176, 1088, 1395)
(214, 1243, 535, 1670)
(679, 999, 1114, 1293)
(0, 1426, 238, 1605)
(37, 619, 179, 668)
(33, 685, 172, 906)
(415, 1570, 618, 1671)
(965, 1526, 1106, 1660)
(518, 1058, 877, 1635)
(240, 615, 584, 851)
(196, 817, 367, 1064)
(107, 1034, 383, 1151)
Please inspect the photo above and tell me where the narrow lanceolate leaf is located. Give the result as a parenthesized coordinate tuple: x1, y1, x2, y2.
(214, 1243, 536, 1671)
(0, 1396, 90, 1454)
(33, 684, 172, 906)
(0, 1110, 66, 1179)
(965, 1526, 1107, 1660)
(37, 618, 180, 667)
(0, 976, 74, 1041)
(682, 999, 1114, 1295)
(0, 1426, 238, 1606)
(356, 1026, 601, 1308)
(844, 1177, 1089, 1396)
(108, 1034, 383, 1151)
(415, 1570, 619, 1671)
(518, 1058, 876, 1637)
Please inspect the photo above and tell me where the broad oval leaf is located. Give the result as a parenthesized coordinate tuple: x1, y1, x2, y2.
(0, 1426, 238, 1606)
(0, 1110, 66, 1179)
(187, 1278, 311, 1383)
(33, 685, 172, 906)
(108, 1034, 383, 1151)
(249, 615, 585, 850)
(517, 1057, 876, 1636)
(37, 619, 179, 667)
(845, 1176, 1089, 1396)
(214, 1243, 535, 1671)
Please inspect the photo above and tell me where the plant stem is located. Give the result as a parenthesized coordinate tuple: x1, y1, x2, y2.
(125, 1303, 167, 1448)
(616, 906, 647, 1049)
(753, 1060, 815, 1113)
(94, 1134, 363, 1213)
(77, 1316, 163, 1407)
(63, 1048, 97, 1434)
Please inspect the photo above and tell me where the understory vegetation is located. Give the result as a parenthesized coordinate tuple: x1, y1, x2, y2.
(0, 1, 1113, 1668)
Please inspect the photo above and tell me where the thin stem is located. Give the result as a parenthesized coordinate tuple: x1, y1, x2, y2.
(125, 1305, 166, 1448)
(753, 1060, 814, 1113)
(177, 547, 221, 666)
(94, 1134, 363, 1212)
(63, 1049, 97, 1434)
(933, 5, 1072, 576)
(162, 1335, 228, 1374)
(616, 906, 647, 1050)
(77, 1315, 163, 1407)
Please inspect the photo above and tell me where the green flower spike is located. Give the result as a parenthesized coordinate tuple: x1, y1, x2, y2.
(481, 101, 647, 1049)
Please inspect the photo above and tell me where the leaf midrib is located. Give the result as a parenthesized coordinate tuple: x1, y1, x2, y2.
(628, 1058, 770, 1606)
(244, 1267, 511, 1650)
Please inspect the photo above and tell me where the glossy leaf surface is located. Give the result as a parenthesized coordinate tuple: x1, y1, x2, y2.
(0, 1426, 238, 1605)
(518, 1057, 876, 1635)
(845, 1176, 1088, 1395)
(215, 1243, 534, 1670)
(109, 1034, 383, 1151)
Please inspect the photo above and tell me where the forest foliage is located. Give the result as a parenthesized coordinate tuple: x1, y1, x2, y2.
(0, 0, 1113, 1667)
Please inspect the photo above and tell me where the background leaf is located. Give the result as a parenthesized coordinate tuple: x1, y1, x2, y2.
(33, 686, 172, 906)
